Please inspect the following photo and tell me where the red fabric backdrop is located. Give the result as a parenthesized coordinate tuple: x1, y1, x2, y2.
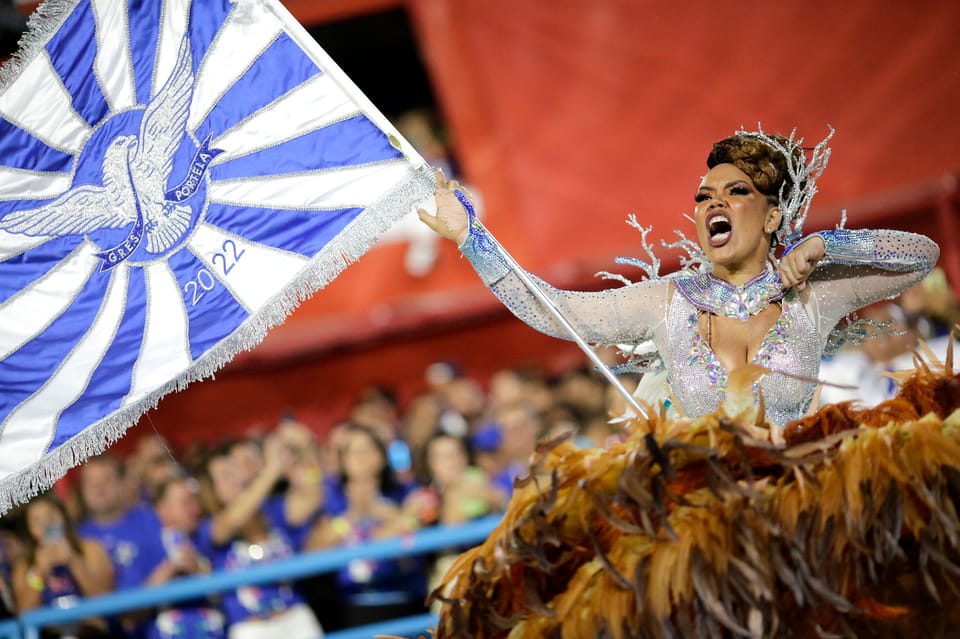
(125, 0, 960, 450)
(270, 0, 960, 351)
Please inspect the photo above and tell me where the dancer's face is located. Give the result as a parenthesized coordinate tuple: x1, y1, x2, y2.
(693, 163, 781, 279)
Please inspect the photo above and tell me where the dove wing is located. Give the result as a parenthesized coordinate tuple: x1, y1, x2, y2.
(132, 37, 194, 199)
(0, 185, 134, 237)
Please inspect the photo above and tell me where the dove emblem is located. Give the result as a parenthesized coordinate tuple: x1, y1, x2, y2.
(0, 37, 222, 270)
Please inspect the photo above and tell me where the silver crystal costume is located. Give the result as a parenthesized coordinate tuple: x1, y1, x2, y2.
(460, 225, 938, 427)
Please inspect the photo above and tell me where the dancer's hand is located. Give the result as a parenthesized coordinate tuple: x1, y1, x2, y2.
(779, 235, 826, 290)
(418, 168, 471, 245)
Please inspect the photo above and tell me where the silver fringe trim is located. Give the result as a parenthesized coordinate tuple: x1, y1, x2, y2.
(0, 0, 79, 93)
(0, 164, 437, 514)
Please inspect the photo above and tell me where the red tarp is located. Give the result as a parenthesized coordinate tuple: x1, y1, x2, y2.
(263, 0, 960, 358)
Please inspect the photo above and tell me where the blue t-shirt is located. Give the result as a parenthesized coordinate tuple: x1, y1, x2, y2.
(147, 609, 225, 639)
(78, 504, 160, 590)
(260, 495, 319, 553)
(333, 518, 426, 606)
(127, 522, 224, 639)
(193, 516, 304, 626)
(321, 477, 412, 518)
(41, 565, 82, 607)
(493, 462, 527, 497)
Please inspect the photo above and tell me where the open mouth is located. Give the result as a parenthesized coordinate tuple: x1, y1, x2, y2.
(706, 212, 732, 247)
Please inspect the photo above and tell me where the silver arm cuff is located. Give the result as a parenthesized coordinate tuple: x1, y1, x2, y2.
(459, 222, 510, 286)
(813, 229, 875, 266)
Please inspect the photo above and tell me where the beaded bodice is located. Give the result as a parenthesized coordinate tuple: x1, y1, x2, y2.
(665, 286, 820, 425)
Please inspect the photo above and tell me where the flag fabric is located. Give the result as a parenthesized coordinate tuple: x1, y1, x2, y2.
(0, 0, 434, 512)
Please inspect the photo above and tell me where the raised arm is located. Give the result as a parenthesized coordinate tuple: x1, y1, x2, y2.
(418, 170, 668, 347)
(782, 228, 939, 336)
(460, 221, 669, 345)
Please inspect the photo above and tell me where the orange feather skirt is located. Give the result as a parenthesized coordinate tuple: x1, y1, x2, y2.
(430, 353, 960, 639)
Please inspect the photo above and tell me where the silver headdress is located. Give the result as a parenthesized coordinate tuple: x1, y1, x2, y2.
(600, 125, 838, 288)
(738, 124, 835, 249)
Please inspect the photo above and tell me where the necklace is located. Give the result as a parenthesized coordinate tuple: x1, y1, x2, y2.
(675, 265, 784, 321)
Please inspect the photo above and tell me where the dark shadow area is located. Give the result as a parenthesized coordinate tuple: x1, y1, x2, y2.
(0, 0, 27, 57)
(307, 8, 436, 121)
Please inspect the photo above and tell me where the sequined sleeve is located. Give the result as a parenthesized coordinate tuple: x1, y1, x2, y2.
(801, 229, 939, 339)
(459, 222, 669, 345)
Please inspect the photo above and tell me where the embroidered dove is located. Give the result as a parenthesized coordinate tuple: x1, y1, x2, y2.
(0, 38, 197, 255)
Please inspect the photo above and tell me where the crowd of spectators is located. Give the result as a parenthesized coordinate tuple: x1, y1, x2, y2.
(819, 268, 960, 407)
(0, 270, 955, 639)
(0, 357, 633, 639)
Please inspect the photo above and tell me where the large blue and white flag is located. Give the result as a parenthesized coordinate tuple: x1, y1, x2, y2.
(0, 0, 434, 511)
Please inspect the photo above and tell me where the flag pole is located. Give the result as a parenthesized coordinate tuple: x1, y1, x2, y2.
(476, 225, 672, 472)
(475, 219, 650, 422)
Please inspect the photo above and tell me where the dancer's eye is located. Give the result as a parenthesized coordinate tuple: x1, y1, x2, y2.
(694, 192, 710, 203)
(729, 185, 750, 196)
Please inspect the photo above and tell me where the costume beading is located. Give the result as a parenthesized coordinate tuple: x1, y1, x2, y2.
(456, 128, 939, 427)
(461, 225, 937, 426)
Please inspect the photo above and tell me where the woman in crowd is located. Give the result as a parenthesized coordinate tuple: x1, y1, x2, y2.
(194, 427, 323, 639)
(413, 432, 505, 527)
(12, 492, 113, 637)
(411, 432, 505, 604)
(306, 424, 424, 628)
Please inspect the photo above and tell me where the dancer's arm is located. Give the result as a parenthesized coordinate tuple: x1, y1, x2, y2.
(460, 221, 670, 345)
(419, 171, 669, 346)
(785, 229, 939, 334)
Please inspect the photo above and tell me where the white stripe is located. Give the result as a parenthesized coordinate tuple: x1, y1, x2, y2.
(0, 53, 92, 154)
(188, 224, 307, 312)
(91, 0, 136, 110)
(0, 243, 99, 360)
(210, 74, 356, 164)
(152, 0, 192, 98)
(0, 167, 71, 202)
(208, 161, 410, 211)
(0, 266, 129, 476)
(187, 3, 283, 133)
(124, 263, 192, 405)
(0, 230, 51, 262)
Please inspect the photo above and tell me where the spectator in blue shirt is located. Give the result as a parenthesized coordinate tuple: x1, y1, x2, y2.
(306, 424, 425, 628)
(489, 402, 542, 497)
(77, 455, 160, 592)
(194, 431, 323, 639)
(130, 476, 225, 639)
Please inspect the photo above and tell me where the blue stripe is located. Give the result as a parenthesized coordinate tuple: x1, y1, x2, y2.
(194, 34, 321, 141)
(0, 266, 110, 424)
(0, 235, 84, 306)
(210, 115, 401, 180)
(44, 0, 111, 126)
(203, 204, 363, 259)
(0, 120, 74, 172)
(188, 0, 233, 80)
(126, 0, 163, 105)
(165, 248, 249, 361)
(50, 268, 147, 452)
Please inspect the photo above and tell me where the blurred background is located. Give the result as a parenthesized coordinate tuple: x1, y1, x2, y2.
(2, 0, 958, 448)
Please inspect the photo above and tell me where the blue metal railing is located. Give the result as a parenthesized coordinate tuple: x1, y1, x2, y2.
(8, 515, 499, 639)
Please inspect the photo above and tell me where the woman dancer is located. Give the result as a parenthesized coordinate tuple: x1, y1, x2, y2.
(419, 129, 938, 424)
(416, 130, 958, 639)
